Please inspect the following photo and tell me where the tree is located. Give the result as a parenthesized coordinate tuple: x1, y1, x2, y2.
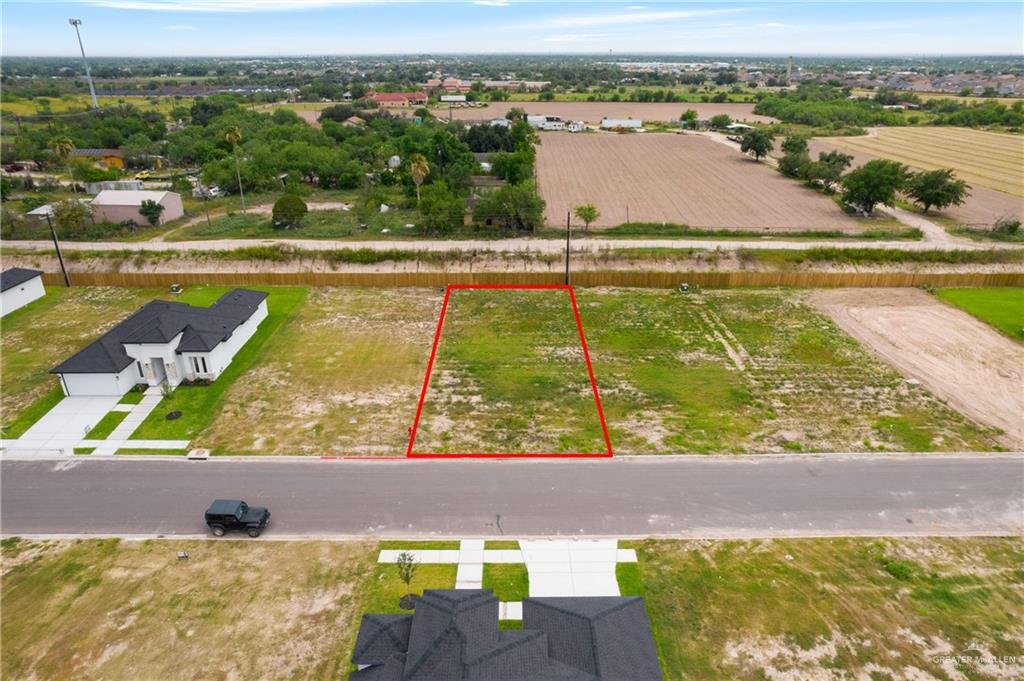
(473, 181, 546, 232)
(739, 129, 774, 160)
(780, 135, 808, 156)
(50, 135, 76, 193)
(801, 150, 852, 192)
(418, 180, 463, 235)
(709, 114, 732, 129)
(408, 153, 430, 204)
(574, 204, 600, 233)
(679, 109, 698, 127)
(396, 551, 418, 608)
(840, 159, 909, 214)
(505, 107, 527, 122)
(138, 199, 165, 226)
(51, 199, 94, 235)
(778, 150, 810, 178)
(272, 193, 308, 229)
(224, 125, 247, 214)
(904, 168, 971, 214)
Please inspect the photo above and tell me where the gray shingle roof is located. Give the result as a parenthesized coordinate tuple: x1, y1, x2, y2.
(51, 288, 267, 375)
(1, 268, 43, 292)
(351, 589, 661, 680)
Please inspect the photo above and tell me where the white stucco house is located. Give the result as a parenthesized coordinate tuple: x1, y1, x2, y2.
(1, 268, 46, 317)
(51, 289, 268, 397)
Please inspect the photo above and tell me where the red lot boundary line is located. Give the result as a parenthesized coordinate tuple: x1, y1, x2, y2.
(406, 284, 613, 459)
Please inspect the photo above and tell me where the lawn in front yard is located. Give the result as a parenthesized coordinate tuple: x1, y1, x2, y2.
(620, 537, 1024, 680)
(579, 288, 998, 453)
(129, 287, 306, 443)
(935, 287, 1024, 341)
(0, 286, 162, 436)
(84, 411, 128, 439)
(482, 563, 529, 602)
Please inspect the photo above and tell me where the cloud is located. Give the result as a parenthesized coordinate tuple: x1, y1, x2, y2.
(626, 5, 645, 9)
(166, 24, 196, 30)
(473, 0, 509, 5)
(757, 22, 788, 28)
(84, 0, 384, 11)
(541, 8, 746, 29)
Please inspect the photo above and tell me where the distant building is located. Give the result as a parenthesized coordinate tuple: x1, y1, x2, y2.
(85, 180, 145, 195)
(527, 115, 566, 131)
(91, 190, 184, 226)
(600, 118, 643, 130)
(1, 268, 45, 317)
(489, 118, 512, 128)
(370, 92, 428, 108)
(343, 115, 367, 127)
(567, 120, 587, 133)
(69, 148, 125, 169)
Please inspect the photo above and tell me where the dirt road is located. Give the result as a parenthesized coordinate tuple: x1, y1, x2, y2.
(810, 288, 1024, 449)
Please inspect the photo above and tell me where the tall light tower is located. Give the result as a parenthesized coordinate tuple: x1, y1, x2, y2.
(69, 19, 99, 109)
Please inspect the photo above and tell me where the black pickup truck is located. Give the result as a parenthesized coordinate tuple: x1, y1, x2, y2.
(204, 499, 271, 537)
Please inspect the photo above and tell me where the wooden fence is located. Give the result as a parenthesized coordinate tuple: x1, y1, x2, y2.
(41, 270, 1024, 288)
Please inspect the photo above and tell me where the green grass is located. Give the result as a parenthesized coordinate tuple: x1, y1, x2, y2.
(169, 206, 420, 242)
(482, 564, 529, 602)
(484, 540, 521, 550)
(935, 287, 1024, 341)
(118, 390, 146, 405)
(748, 247, 1024, 265)
(359, 563, 458, 614)
(625, 537, 1024, 680)
(603, 222, 922, 241)
(83, 411, 128, 440)
(377, 540, 460, 550)
(115, 448, 187, 455)
(129, 287, 306, 443)
(1, 385, 63, 439)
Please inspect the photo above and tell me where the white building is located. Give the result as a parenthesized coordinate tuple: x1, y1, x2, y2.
(0, 268, 45, 317)
(527, 115, 566, 131)
(600, 118, 643, 130)
(567, 121, 587, 133)
(51, 289, 268, 397)
(91, 190, 185, 226)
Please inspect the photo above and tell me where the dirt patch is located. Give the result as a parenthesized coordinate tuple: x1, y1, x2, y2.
(536, 133, 858, 231)
(440, 101, 776, 124)
(810, 288, 1024, 448)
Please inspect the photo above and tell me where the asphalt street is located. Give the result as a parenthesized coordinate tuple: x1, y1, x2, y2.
(3, 455, 1021, 538)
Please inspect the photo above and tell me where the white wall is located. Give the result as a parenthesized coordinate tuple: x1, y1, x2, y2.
(60, 365, 138, 396)
(201, 299, 268, 379)
(0, 276, 45, 317)
(123, 333, 184, 388)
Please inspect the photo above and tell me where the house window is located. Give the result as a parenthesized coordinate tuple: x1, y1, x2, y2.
(191, 356, 209, 374)
(201, 357, 208, 373)
(137, 361, 145, 379)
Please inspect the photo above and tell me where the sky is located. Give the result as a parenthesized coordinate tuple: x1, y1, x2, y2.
(1, 1, 1022, 57)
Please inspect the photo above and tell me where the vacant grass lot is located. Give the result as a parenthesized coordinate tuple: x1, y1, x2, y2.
(936, 287, 1024, 341)
(622, 537, 1024, 681)
(413, 288, 608, 454)
(0, 287, 162, 436)
(168, 206, 420, 241)
(582, 288, 998, 453)
(198, 288, 440, 454)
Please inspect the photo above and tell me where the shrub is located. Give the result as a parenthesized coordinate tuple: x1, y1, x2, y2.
(272, 193, 307, 229)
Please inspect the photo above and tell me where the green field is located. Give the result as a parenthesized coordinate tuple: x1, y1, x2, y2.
(4, 537, 1021, 680)
(936, 287, 1024, 340)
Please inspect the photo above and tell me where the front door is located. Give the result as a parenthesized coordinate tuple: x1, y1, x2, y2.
(149, 358, 166, 385)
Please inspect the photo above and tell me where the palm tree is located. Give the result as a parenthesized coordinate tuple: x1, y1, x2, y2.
(224, 126, 246, 214)
(51, 135, 76, 193)
(408, 154, 429, 204)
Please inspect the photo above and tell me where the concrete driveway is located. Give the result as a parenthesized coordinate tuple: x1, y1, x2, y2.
(5, 395, 120, 453)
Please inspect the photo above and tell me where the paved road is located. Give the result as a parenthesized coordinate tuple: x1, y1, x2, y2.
(2, 455, 1021, 538)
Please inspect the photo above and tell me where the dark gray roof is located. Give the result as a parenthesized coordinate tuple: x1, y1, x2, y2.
(351, 589, 660, 680)
(70, 148, 123, 158)
(51, 288, 267, 375)
(524, 597, 663, 680)
(1, 268, 43, 292)
(353, 614, 413, 666)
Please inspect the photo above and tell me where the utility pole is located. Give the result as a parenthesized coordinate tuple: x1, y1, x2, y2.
(564, 211, 572, 286)
(69, 19, 99, 109)
(45, 213, 72, 287)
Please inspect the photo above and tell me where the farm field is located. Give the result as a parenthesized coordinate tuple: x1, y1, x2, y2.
(0, 94, 191, 116)
(443, 101, 775, 124)
(814, 127, 1024, 198)
(537, 133, 858, 231)
(410, 288, 608, 455)
(4, 536, 1021, 681)
(803, 136, 1024, 227)
(811, 288, 1024, 449)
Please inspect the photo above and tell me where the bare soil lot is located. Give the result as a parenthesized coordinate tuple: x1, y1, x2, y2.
(537, 133, 858, 231)
(444, 101, 775, 124)
(804, 131, 1023, 226)
(811, 287, 1024, 449)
